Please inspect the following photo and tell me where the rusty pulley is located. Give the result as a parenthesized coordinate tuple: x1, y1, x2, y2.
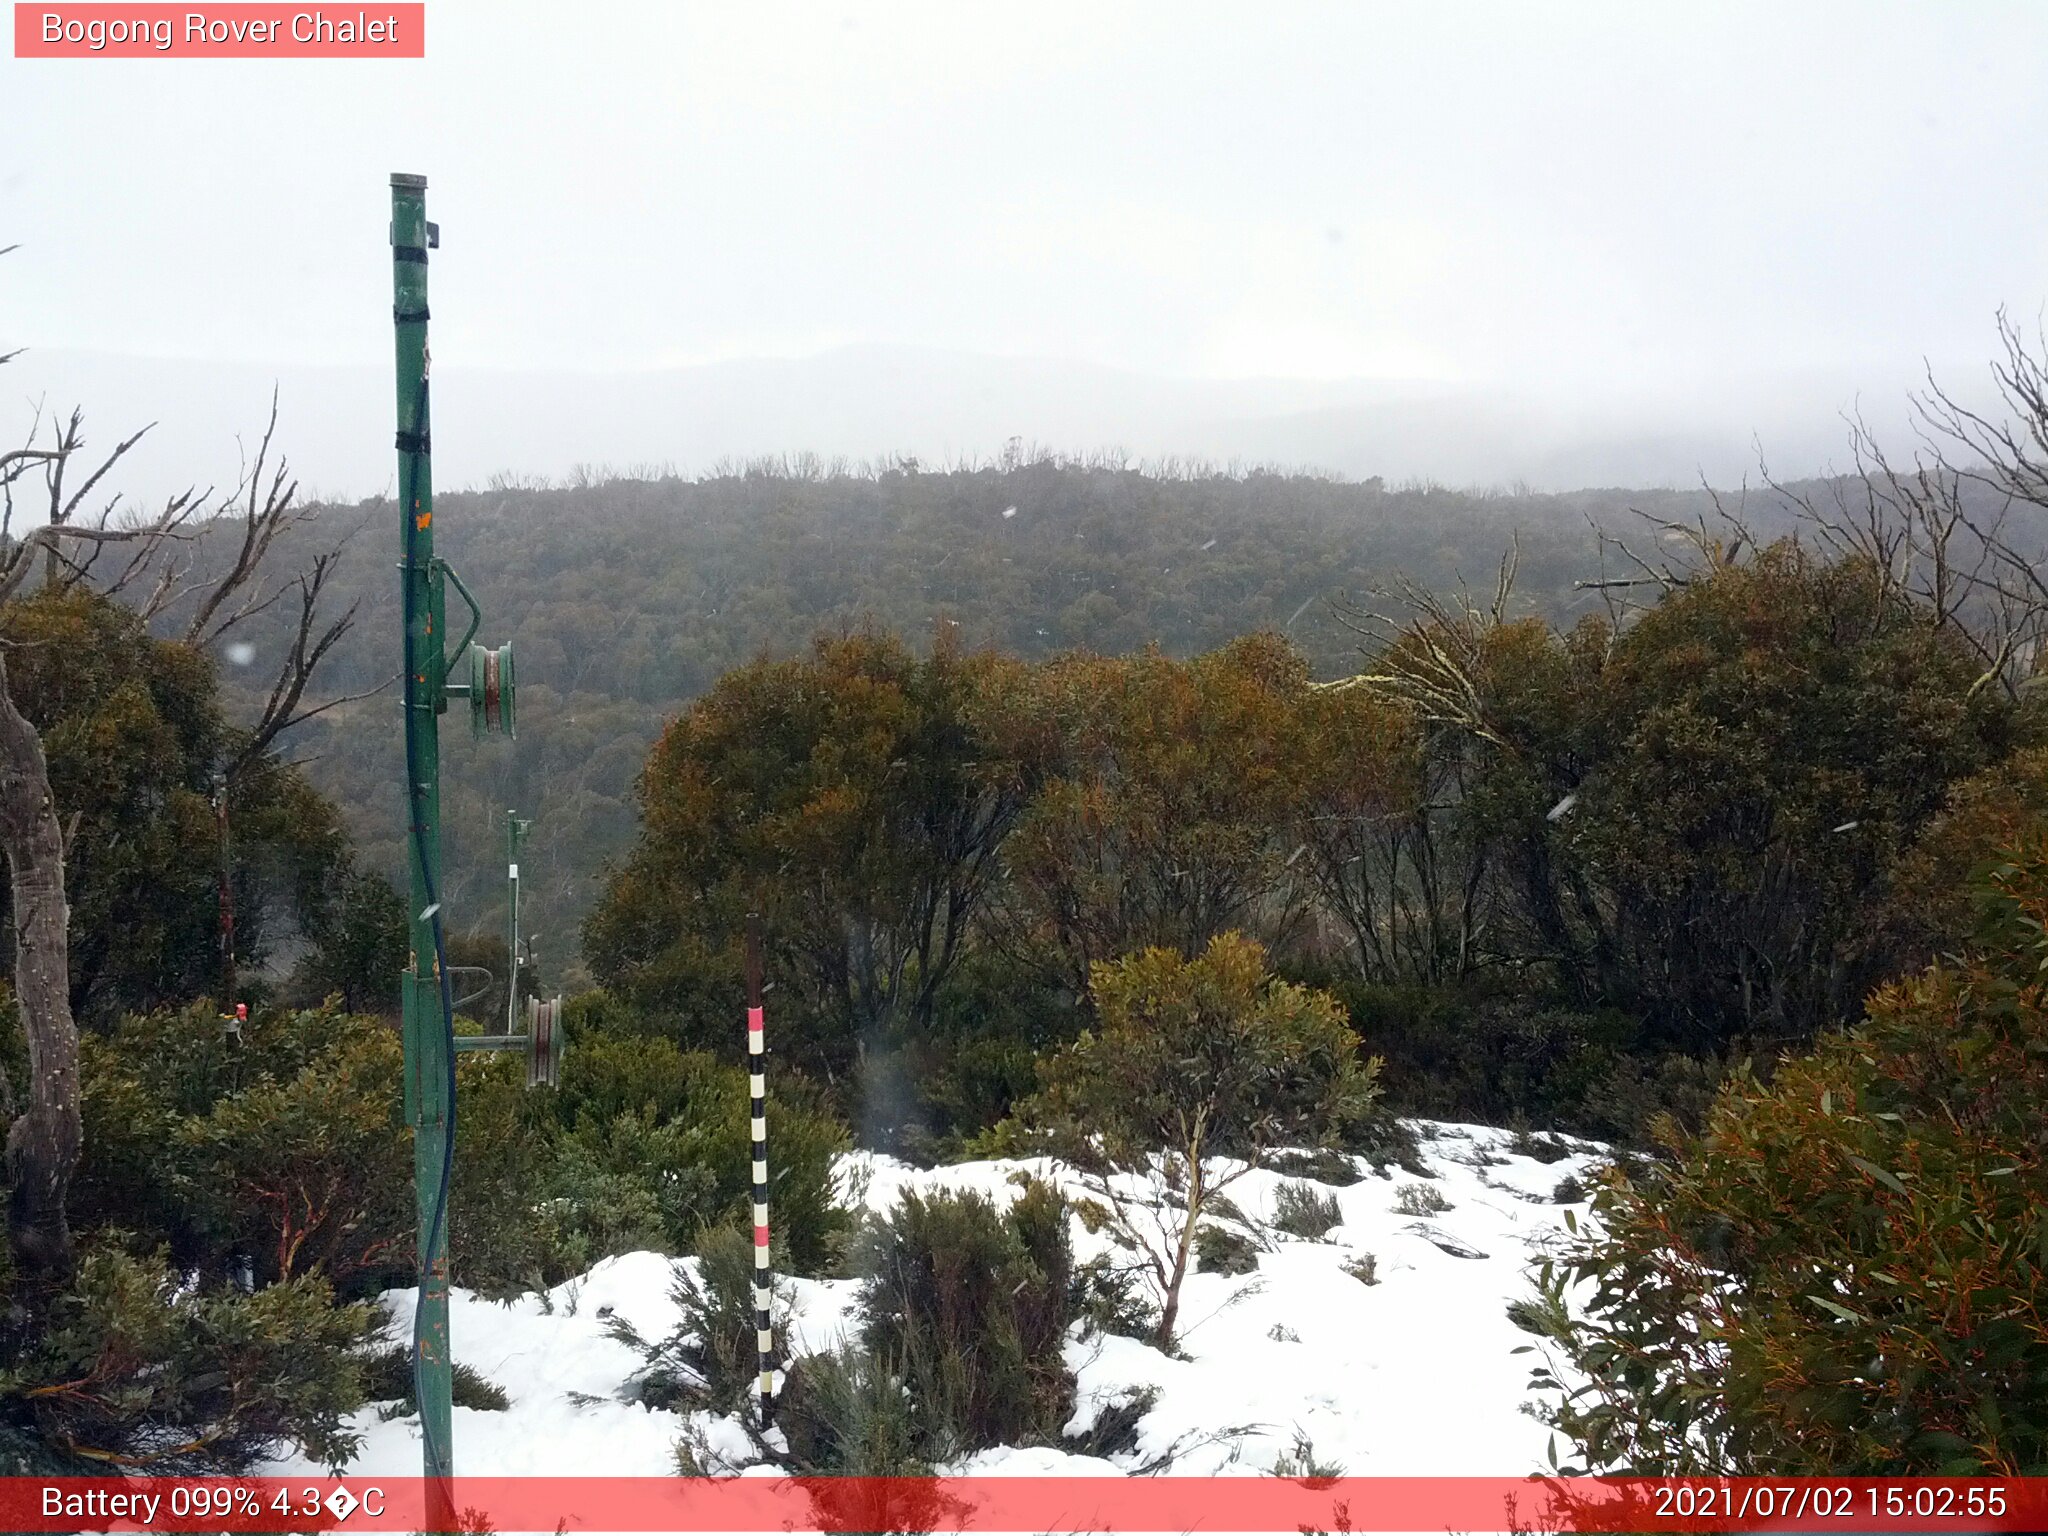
(469, 642, 516, 739)
(524, 993, 564, 1087)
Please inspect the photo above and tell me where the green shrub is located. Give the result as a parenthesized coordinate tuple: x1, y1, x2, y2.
(770, 1188, 1136, 1479)
(74, 1004, 417, 1293)
(851, 1180, 1078, 1454)
(360, 1347, 510, 1414)
(1876, 742, 2048, 960)
(75, 1000, 568, 1301)
(445, 1053, 556, 1298)
(1574, 1049, 1729, 1147)
(1026, 934, 1380, 1347)
(1075, 1252, 1157, 1338)
(743, 1347, 972, 1536)
(0, 1242, 376, 1473)
(1269, 1426, 1345, 1480)
(1551, 1174, 1587, 1204)
(1341, 1110, 1428, 1175)
(1342, 1252, 1379, 1286)
(630, 1225, 777, 1416)
(528, 1115, 698, 1280)
(75, 997, 856, 1306)
(953, 1114, 1055, 1162)
(1063, 1385, 1159, 1459)
(1328, 981, 1715, 1148)
(1507, 1127, 1576, 1163)
(178, 1025, 413, 1291)
(448, 1026, 854, 1295)
(909, 948, 1090, 1148)
(1194, 1223, 1261, 1275)
(46, 1004, 535, 1475)
(1518, 834, 2048, 1475)
(287, 863, 408, 1016)
(561, 987, 670, 1041)
(547, 1022, 704, 1125)
(1269, 1182, 1342, 1240)
(770, 1347, 939, 1496)
(1460, 546, 2013, 1052)
(1391, 1182, 1452, 1216)
(546, 1030, 851, 1277)
(1266, 1148, 1363, 1186)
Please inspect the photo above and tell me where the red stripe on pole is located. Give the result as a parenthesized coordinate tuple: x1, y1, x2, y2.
(754, 1225, 771, 1247)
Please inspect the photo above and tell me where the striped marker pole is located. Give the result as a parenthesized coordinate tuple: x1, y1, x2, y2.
(745, 915, 774, 1428)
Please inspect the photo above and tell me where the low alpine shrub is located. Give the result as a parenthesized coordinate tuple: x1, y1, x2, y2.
(1270, 1181, 1342, 1240)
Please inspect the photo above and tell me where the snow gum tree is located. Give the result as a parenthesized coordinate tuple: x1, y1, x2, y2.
(585, 627, 1053, 1081)
(0, 302, 357, 1287)
(1026, 932, 1379, 1347)
(1002, 633, 1326, 996)
(1517, 828, 2048, 1475)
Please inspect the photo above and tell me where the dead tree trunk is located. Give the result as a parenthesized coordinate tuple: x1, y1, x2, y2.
(0, 650, 78, 1283)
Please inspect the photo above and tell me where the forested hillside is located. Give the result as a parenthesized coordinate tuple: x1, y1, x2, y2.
(255, 462, 1791, 979)
(17, 0, 2048, 1486)
(17, 417, 2048, 1478)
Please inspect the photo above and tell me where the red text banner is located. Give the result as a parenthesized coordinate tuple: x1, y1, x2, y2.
(14, 4, 424, 57)
(1, 1476, 2042, 1533)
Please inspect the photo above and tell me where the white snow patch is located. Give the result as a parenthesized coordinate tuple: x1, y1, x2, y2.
(264, 1120, 1606, 1482)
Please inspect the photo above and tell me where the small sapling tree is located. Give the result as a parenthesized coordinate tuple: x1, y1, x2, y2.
(1026, 932, 1379, 1348)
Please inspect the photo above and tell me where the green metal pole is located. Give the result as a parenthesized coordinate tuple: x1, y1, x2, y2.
(505, 810, 529, 1035)
(390, 171, 454, 1517)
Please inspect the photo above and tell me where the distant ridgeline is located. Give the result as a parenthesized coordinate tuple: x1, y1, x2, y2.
(210, 460, 1796, 982)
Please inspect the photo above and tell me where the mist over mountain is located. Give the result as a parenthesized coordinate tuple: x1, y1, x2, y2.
(18, 341, 1953, 507)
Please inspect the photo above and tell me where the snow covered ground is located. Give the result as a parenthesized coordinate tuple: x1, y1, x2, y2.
(262, 1120, 1607, 1483)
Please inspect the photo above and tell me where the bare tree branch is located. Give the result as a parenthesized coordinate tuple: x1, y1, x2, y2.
(1, 343, 363, 777)
(0, 504, 196, 609)
(1319, 540, 1527, 750)
(179, 389, 309, 648)
(225, 549, 371, 775)
(1759, 322, 2048, 702)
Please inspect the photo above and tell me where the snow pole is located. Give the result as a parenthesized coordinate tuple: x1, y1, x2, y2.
(746, 914, 774, 1427)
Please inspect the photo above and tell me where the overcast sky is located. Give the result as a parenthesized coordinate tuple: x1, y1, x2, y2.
(7, 2, 2048, 492)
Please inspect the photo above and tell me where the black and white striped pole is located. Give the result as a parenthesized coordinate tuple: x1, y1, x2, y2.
(745, 914, 774, 1428)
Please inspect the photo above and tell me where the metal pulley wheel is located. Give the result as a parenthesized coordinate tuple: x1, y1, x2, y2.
(525, 993, 564, 1088)
(469, 642, 516, 739)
